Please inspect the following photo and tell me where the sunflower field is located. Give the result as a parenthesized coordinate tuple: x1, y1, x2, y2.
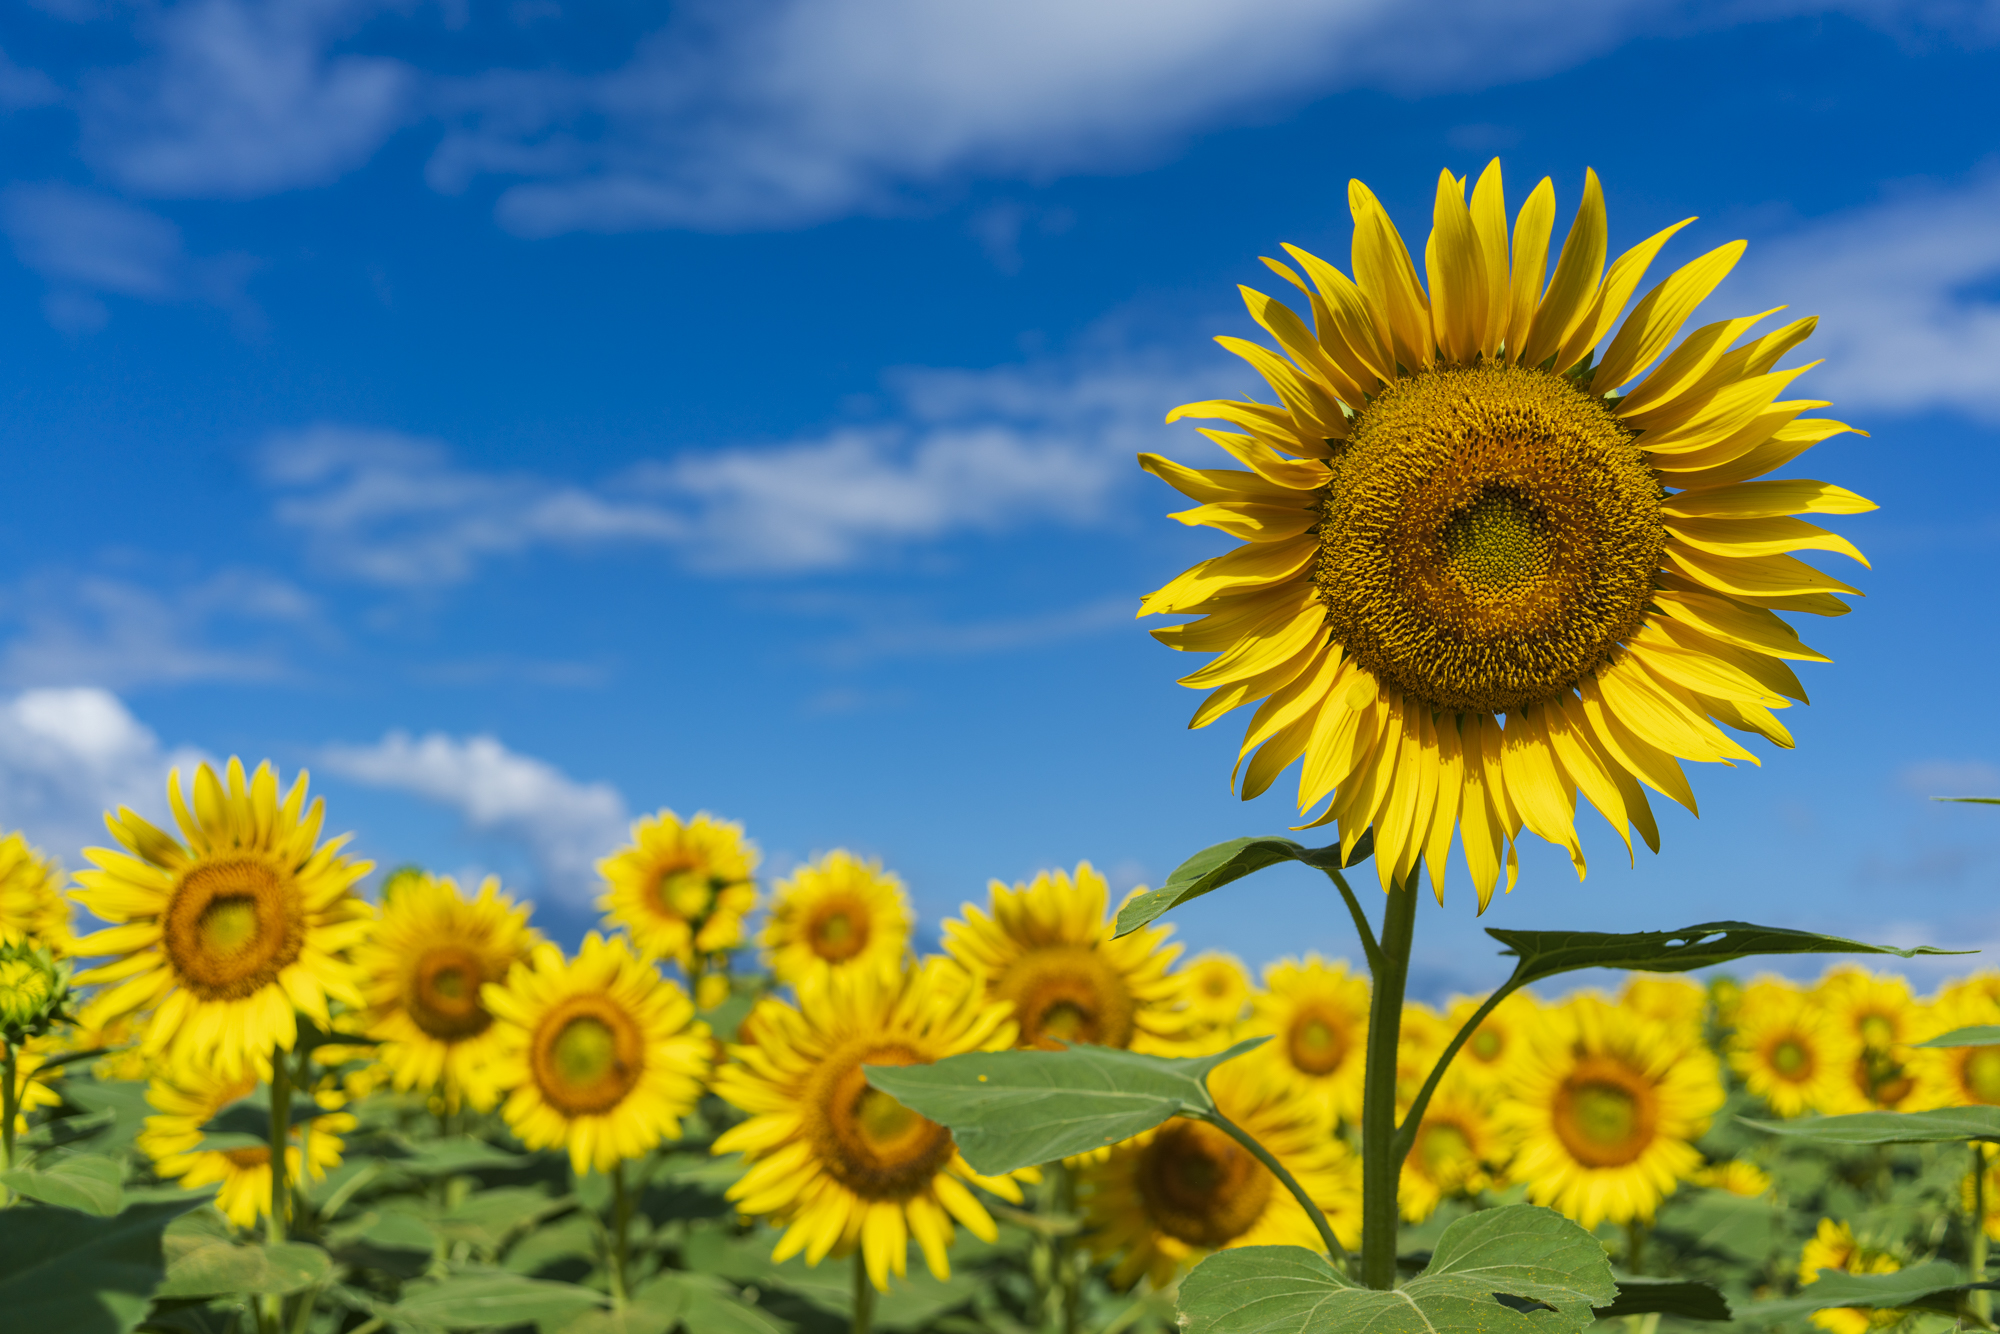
(4, 159, 1979, 1334)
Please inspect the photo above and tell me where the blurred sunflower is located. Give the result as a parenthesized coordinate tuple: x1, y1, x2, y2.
(0, 833, 71, 955)
(1619, 974, 1708, 1037)
(1694, 1158, 1771, 1197)
(1728, 978, 1858, 1118)
(1503, 994, 1724, 1227)
(1909, 990, 2000, 1110)
(6, 1039, 61, 1136)
(1244, 955, 1371, 1122)
(71, 760, 372, 1081)
(597, 810, 758, 972)
(1173, 952, 1253, 1036)
(1442, 990, 1541, 1091)
(762, 850, 911, 987)
(1076, 1057, 1361, 1289)
(1397, 1074, 1510, 1223)
(484, 933, 711, 1174)
(942, 862, 1181, 1052)
(1815, 967, 1923, 1112)
(1397, 999, 1451, 1099)
(1797, 1218, 1906, 1334)
(711, 958, 1030, 1291)
(1141, 162, 1868, 905)
(355, 873, 539, 1111)
(139, 1061, 354, 1229)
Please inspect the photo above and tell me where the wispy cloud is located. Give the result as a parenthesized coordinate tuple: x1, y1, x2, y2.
(1897, 758, 2000, 799)
(809, 595, 1132, 667)
(0, 687, 204, 862)
(321, 730, 629, 903)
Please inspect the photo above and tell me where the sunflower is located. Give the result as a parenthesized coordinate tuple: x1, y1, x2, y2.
(484, 933, 711, 1174)
(1694, 1158, 1772, 1198)
(1619, 974, 1708, 1037)
(1441, 989, 1541, 1092)
(1502, 993, 1724, 1227)
(941, 863, 1182, 1053)
(1141, 162, 1869, 904)
(1797, 1218, 1908, 1334)
(70, 760, 373, 1081)
(1397, 1073, 1511, 1223)
(138, 1060, 354, 1229)
(1963, 1146, 2000, 1243)
(1814, 967, 1924, 1112)
(597, 810, 759, 972)
(1075, 1056, 1362, 1289)
(711, 958, 1031, 1291)
(1243, 954, 1371, 1122)
(1397, 998, 1451, 1098)
(0, 833, 71, 955)
(354, 873, 539, 1111)
(762, 850, 912, 987)
(1908, 990, 2000, 1111)
(1173, 952, 1253, 1036)
(1728, 977, 1859, 1118)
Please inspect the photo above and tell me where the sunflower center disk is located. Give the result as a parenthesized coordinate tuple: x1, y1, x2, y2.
(806, 899, 870, 962)
(1552, 1059, 1658, 1168)
(531, 996, 644, 1116)
(996, 946, 1136, 1050)
(409, 945, 494, 1041)
(1287, 1008, 1350, 1077)
(809, 1045, 955, 1201)
(1469, 1027, 1503, 1061)
(1964, 1047, 2000, 1104)
(1317, 363, 1665, 713)
(1859, 1014, 1896, 1050)
(1770, 1038, 1811, 1080)
(163, 858, 306, 1001)
(1416, 1121, 1474, 1177)
(1136, 1120, 1273, 1248)
(655, 866, 711, 919)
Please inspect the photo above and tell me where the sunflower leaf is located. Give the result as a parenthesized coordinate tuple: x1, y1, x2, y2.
(388, 1271, 606, 1329)
(157, 1208, 334, 1298)
(0, 1199, 198, 1334)
(1113, 832, 1373, 939)
(1734, 1261, 2000, 1322)
(1177, 1205, 1614, 1333)
(1594, 1277, 1733, 1320)
(1487, 920, 1961, 985)
(861, 1039, 1266, 1175)
(1917, 1024, 2000, 1048)
(0, 1151, 125, 1215)
(1741, 1107, 2000, 1145)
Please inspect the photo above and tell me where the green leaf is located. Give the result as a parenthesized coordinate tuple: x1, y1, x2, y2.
(1594, 1278, 1732, 1321)
(1113, 833, 1371, 939)
(392, 1272, 606, 1329)
(1177, 1205, 1615, 1333)
(0, 1152, 124, 1215)
(1487, 920, 1960, 986)
(862, 1040, 1265, 1174)
(0, 1199, 197, 1334)
(628, 1273, 786, 1334)
(395, 1137, 527, 1176)
(1738, 1261, 2000, 1322)
(1937, 797, 2000, 805)
(429, 1185, 565, 1249)
(1742, 1107, 2000, 1145)
(157, 1207, 333, 1298)
(1917, 1025, 2000, 1048)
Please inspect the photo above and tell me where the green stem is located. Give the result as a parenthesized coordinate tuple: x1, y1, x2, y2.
(267, 1052, 292, 1244)
(609, 1163, 632, 1308)
(1055, 1162, 1081, 1334)
(1325, 866, 1384, 974)
(1973, 1145, 1991, 1324)
(852, 1247, 875, 1334)
(1205, 1109, 1348, 1268)
(1, 1042, 18, 1179)
(1625, 1218, 1645, 1276)
(1393, 977, 1521, 1163)
(1359, 874, 1418, 1291)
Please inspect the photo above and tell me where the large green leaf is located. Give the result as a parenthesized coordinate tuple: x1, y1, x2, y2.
(394, 1137, 527, 1176)
(1738, 1261, 2000, 1321)
(1486, 921, 1958, 985)
(1917, 1025, 2000, 1048)
(0, 1151, 125, 1215)
(1177, 1205, 1614, 1333)
(391, 1272, 605, 1329)
(1742, 1107, 2000, 1145)
(1594, 1278, 1732, 1320)
(626, 1272, 787, 1334)
(0, 1199, 197, 1334)
(157, 1207, 334, 1297)
(862, 1040, 1264, 1174)
(1113, 833, 1371, 939)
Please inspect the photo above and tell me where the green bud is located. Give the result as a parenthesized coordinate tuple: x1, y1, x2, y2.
(0, 940, 72, 1045)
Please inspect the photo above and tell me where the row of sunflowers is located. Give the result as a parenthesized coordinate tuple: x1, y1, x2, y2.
(0, 757, 1989, 1333)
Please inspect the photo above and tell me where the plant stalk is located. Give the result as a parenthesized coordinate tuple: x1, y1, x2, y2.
(1, 1041, 18, 1183)
(852, 1246, 875, 1334)
(1206, 1109, 1348, 1267)
(609, 1162, 632, 1308)
(1973, 1144, 1991, 1324)
(1359, 872, 1418, 1290)
(267, 1050, 292, 1245)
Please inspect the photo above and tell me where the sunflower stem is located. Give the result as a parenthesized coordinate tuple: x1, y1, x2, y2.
(851, 1247, 875, 1334)
(1625, 1218, 1645, 1275)
(609, 1162, 632, 1308)
(1359, 872, 1418, 1290)
(1325, 866, 1383, 974)
(267, 1050, 291, 1245)
(1392, 977, 1521, 1164)
(1, 1041, 17, 1204)
(1204, 1108, 1348, 1268)
(1972, 1144, 1991, 1323)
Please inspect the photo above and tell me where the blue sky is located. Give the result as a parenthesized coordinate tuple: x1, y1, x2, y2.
(2, 0, 1999, 999)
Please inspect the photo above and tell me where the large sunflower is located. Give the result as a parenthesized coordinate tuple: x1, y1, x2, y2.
(354, 873, 539, 1111)
(138, 1060, 354, 1229)
(1242, 954, 1371, 1123)
(941, 862, 1181, 1052)
(1141, 162, 1869, 904)
(597, 810, 758, 971)
(0, 833, 71, 955)
(762, 850, 912, 987)
(483, 933, 711, 1174)
(1075, 1056, 1362, 1290)
(1728, 977, 1859, 1118)
(71, 760, 373, 1081)
(711, 958, 1030, 1291)
(1502, 993, 1723, 1227)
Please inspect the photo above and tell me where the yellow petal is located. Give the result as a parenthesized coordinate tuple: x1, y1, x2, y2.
(1613, 308, 1783, 418)
(1468, 159, 1512, 356)
(1426, 168, 1486, 364)
(1349, 179, 1433, 372)
(1505, 177, 1557, 360)
(1168, 500, 1318, 544)
(1277, 244, 1396, 387)
(1556, 215, 1698, 375)
(1576, 677, 1698, 816)
(1241, 283, 1366, 408)
(1651, 580, 1827, 662)
(1664, 478, 1875, 519)
(1593, 241, 1747, 394)
(1519, 168, 1606, 369)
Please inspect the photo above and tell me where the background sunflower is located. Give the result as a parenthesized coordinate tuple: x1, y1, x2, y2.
(761, 850, 912, 987)
(596, 810, 758, 975)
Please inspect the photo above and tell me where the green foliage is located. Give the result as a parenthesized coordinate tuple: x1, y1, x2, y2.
(1920, 1025, 2000, 1048)
(0, 1149, 124, 1214)
(1487, 921, 1962, 983)
(1738, 1260, 2000, 1322)
(158, 1208, 334, 1297)
(1590, 1278, 1731, 1320)
(1112, 833, 1372, 938)
(1744, 1107, 2000, 1144)
(0, 1198, 195, 1334)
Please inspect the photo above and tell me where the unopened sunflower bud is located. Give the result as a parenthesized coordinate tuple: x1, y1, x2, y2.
(0, 940, 71, 1044)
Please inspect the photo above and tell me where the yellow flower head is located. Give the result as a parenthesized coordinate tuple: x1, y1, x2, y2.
(597, 810, 759, 968)
(1398, 1073, 1512, 1223)
(761, 850, 911, 987)
(354, 872, 540, 1111)
(1813, 966, 1923, 1112)
(1442, 989, 1542, 1092)
(0, 833, 72, 956)
(711, 958, 1030, 1292)
(70, 759, 373, 1081)
(1728, 977, 1861, 1118)
(1619, 974, 1708, 1036)
(1695, 1158, 1772, 1198)
(1243, 954, 1370, 1123)
(941, 862, 1182, 1052)
(1142, 163, 1869, 907)
(138, 1060, 354, 1229)
(1174, 952, 1253, 1033)
(483, 933, 712, 1175)
(1502, 993, 1724, 1228)
(1909, 989, 2000, 1111)
(1075, 1056, 1361, 1290)
(1798, 1218, 1907, 1334)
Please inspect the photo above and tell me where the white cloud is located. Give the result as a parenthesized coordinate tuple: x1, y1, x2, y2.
(1737, 168, 2000, 421)
(0, 687, 203, 863)
(261, 351, 1238, 582)
(1897, 759, 2000, 799)
(321, 730, 629, 903)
